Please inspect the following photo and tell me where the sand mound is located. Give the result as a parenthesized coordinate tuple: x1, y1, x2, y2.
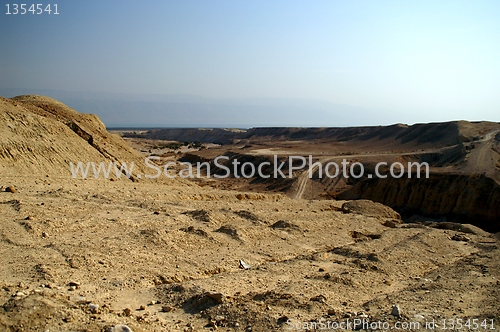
(341, 199, 401, 219)
(0, 95, 151, 179)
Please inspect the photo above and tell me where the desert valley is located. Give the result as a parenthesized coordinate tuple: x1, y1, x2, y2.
(0, 95, 499, 331)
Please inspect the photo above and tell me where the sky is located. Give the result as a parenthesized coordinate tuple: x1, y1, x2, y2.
(1, 0, 499, 127)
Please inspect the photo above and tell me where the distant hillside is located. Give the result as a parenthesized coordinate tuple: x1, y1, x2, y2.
(125, 121, 500, 149)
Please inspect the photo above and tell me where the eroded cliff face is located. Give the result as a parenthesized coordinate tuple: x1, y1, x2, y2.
(337, 174, 500, 232)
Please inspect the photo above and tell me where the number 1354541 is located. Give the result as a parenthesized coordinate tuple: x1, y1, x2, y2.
(6, 4, 59, 15)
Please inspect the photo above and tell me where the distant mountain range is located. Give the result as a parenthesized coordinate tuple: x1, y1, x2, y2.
(0, 89, 391, 128)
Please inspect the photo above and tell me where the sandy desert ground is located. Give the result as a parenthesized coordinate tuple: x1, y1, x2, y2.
(0, 95, 499, 331)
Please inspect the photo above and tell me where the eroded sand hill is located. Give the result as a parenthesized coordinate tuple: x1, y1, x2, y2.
(0, 96, 499, 331)
(0, 95, 156, 180)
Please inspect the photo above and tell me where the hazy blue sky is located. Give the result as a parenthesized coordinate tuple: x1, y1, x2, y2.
(1, 1, 499, 126)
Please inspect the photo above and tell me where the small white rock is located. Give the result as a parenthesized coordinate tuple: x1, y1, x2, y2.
(110, 325, 133, 332)
(88, 303, 99, 313)
(75, 296, 86, 303)
(14, 291, 26, 298)
(414, 314, 425, 321)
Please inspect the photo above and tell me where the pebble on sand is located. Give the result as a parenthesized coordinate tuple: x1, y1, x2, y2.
(88, 303, 99, 313)
(206, 292, 224, 304)
(68, 281, 80, 288)
(5, 186, 17, 193)
(162, 305, 174, 312)
(107, 325, 133, 332)
(391, 305, 401, 317)
(239, 259, 251, 270)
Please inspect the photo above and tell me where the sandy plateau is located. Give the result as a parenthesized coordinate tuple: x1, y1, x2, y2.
(0, 95, 499, 331)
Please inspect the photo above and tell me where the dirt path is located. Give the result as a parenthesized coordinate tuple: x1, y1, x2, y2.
(292, 147, 456, 199)
(463, 129, 500, 176)
(293, 157, 335, 199)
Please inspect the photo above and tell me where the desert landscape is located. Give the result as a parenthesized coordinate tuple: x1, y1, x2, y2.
(122, 118, 500, 232)
(1, 95, 499, 332)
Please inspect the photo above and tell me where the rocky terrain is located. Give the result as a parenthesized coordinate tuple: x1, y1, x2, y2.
(0, 96, 499, 331)
(126, 121, 500, 232)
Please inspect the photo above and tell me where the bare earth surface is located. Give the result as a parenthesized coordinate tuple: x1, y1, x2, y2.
(1, 176, 499, 332)
(0, 96, 499, 331)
